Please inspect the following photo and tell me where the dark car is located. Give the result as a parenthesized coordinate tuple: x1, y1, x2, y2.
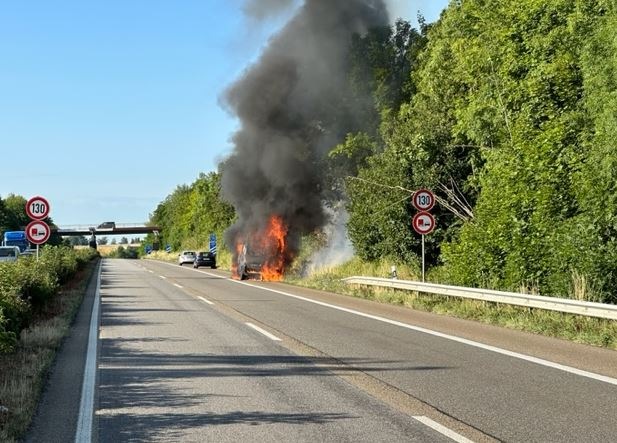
(97, 221, 116, 231)
(193, 251, 216, 269)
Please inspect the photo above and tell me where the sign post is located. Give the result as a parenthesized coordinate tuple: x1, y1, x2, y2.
(412, 191, 436, 282)
(422, 234, 425, 283)
(25, 196, 52, 260)
(209, 233, 217, 255)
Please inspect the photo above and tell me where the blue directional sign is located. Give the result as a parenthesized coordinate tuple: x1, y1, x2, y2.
(209, 234, 217, 255)
(145, 245, 153, 254)
(165, 244, 172, 253)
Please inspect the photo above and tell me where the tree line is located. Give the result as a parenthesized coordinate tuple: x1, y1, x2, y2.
(0, 194, 62, 246)
(151, 0, 617, 303)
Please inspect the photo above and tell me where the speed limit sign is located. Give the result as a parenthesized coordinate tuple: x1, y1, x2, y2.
(412, 189, 435, 211)
(26, 196, 50, 220)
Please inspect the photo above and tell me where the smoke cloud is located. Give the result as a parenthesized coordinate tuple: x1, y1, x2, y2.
(242, 0, 296, 20)
(220, 0, 389, 266)
(304, 203, 355, 275)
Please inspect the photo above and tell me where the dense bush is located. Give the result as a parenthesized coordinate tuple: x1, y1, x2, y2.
(0, 247, 98, 353)
(108, 246, 140, 259)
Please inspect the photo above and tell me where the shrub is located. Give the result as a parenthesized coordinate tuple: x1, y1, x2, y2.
(0, 247, 98, 354)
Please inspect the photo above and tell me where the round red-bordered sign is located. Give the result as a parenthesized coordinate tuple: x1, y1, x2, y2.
(26, 196, 51, 220)
(412, 211, 436, 235)
(26, 220, 51, 245)
(412, 189, 435, 211)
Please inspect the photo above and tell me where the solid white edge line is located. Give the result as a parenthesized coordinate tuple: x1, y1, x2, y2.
(413, 416, 475, 443)
(197, 296, 214, 305)
(75, 261, 101, 443)
(246, 322, 282, 341)
(152, 261, 617, 386)
(173, 283, 183, 289)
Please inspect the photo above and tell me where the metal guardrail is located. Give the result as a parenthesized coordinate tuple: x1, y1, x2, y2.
(342, 276, 617, 320)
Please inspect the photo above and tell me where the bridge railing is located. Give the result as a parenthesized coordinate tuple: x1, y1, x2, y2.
(58, 223, 149, 230)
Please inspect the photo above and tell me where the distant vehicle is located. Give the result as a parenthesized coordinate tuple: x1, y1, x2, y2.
(97, 222, 116, 230)
(2, 231, 29, 252)
(178, 251, 196, 266)
(0, 246, 21, 262)
(193, 251, 216, 269)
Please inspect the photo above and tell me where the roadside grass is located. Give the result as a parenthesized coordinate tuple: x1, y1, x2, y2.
(0, 259, 98, 442)
(286, 258, 617, 351)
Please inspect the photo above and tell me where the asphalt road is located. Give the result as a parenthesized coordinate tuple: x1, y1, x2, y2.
(28, 258, 617, 442)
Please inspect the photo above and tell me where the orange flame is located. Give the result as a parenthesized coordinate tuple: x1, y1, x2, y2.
(231, 240, 244, 279)
(260, 215, 287, 281)
(233, 215, 289, 281)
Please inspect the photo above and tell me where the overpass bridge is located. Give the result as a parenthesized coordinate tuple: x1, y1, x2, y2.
(55, 224, 160, 236)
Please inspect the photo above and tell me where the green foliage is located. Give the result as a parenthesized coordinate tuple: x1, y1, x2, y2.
(108, 246, 140, 259)
(0, 247, 98, 354)
(437, 0, 613, 299)
(146, 1, 617, 306)
(149, 171, 235, 251)
(340, 0, 617, 303)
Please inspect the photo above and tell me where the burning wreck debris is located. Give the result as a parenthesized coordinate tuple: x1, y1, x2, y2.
(232, 215, 289, 281)
(220, 1, 390, 279)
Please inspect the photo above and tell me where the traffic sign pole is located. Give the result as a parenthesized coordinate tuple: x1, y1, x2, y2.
(412, 191, 436, 282)
(422, 235, 425, 282)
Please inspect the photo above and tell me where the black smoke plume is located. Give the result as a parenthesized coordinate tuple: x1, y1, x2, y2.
(242, 0, 295, 20)
(220, 0, 389, 267)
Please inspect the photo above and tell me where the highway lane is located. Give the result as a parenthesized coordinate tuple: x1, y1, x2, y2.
(136, 259, 617, 442)
(95, 259, 455, 442)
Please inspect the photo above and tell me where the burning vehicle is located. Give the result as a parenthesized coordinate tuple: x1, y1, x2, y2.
(221, 1, 389, 282)
(236, 242, 268, 280)
(232, 215, 289, 281)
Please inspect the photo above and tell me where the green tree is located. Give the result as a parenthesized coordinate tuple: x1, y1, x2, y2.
(148, 172, 235, 250)
(437, 0, 603, 295)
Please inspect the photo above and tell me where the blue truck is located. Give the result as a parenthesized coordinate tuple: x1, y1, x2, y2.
(2, 231, 30, 253)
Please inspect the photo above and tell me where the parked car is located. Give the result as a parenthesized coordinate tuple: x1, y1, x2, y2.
(178, 251, 196, 266)
(20, 249, 36, 257)
(0, 246, 21, 262)
(193, 251, 216, 269)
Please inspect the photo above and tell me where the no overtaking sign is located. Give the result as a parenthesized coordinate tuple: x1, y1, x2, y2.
(26, 220, 51, 245)
(412, 211, 436, 235)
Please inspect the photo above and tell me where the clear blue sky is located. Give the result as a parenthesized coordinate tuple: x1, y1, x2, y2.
(0, 1, 448, 227)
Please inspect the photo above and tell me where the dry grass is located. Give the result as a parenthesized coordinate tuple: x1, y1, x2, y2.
(288, 259, 617, 350)
(0, 260, 97, 442)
